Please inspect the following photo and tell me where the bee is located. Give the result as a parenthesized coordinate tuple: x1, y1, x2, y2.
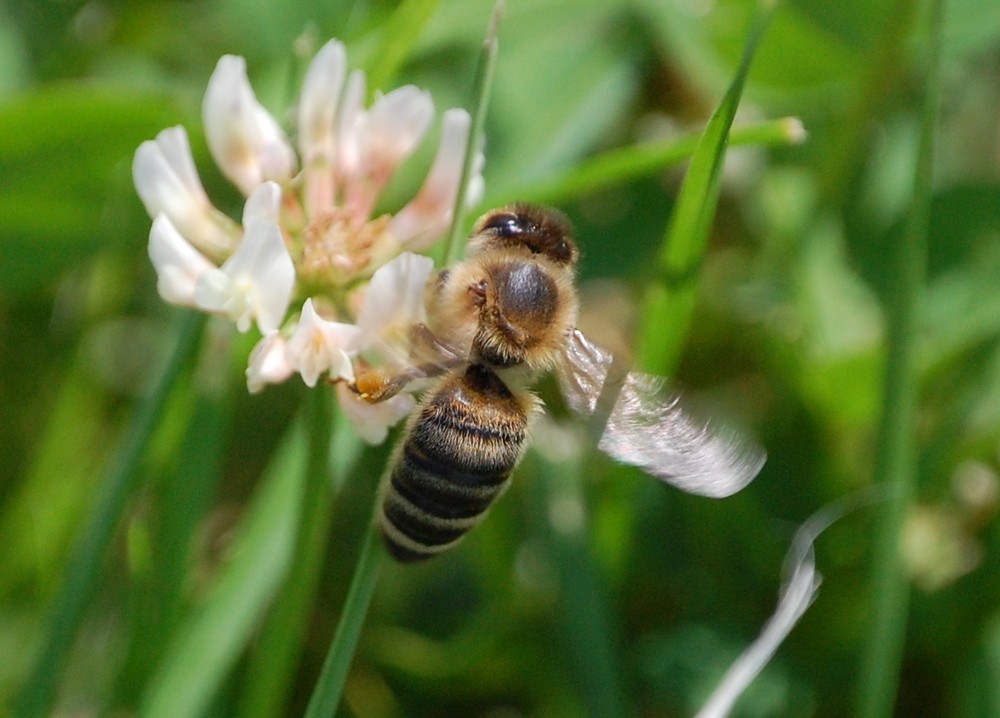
(353, 204, 764, 562)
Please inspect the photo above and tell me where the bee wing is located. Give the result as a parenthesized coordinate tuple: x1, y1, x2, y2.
(557, 327, 615, 415)
(558, 330, 765, 498)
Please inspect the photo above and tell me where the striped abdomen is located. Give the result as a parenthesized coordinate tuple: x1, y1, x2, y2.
(379, 364, 530, 562)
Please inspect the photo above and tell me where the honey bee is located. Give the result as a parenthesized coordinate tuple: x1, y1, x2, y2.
(353, 204, 764, 562)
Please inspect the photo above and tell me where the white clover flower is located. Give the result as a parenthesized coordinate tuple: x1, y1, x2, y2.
(285, 299, 361, 387)
(134, 37, 484, 444)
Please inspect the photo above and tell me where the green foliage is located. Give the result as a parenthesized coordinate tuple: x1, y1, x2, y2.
(2, 0, 999, 716)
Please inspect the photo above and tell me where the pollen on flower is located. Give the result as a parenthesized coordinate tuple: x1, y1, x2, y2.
(298, 210, 392, 285)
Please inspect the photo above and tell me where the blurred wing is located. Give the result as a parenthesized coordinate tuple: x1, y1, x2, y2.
(599, 373, 765, 497)
(558, 330, 765, 498)
(557, 328, 615, 414)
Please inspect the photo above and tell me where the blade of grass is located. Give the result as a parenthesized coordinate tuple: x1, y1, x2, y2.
(0, 362, 111, 598)
(635, 0, 778, 377)
(442, 0, 503, 266)
(818, 0, 920, 206)
(139, 408, 310, 718)
(365, 0, 443, 94)
(481, 117, 805, 209)
(115, 380, 231, 708)
(857, 0, 943, 715)
(236, 391, 350, 718)
(529, 425, 627, 718)
(303, 517, 383, 718)
(16, 311, 205, 718)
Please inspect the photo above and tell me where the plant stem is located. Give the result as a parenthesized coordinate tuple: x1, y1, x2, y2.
(482, 116, 805, 209)
(857, 0, 942, 715)
(442, 0, 503, 266)
(17, 311, 204, 718)
(303, 514, 383, 718)
(531, 442, 627, 718)
(237, 389, 336, 718)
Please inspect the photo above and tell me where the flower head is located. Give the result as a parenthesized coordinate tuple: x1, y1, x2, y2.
(134, 38, 484, 442)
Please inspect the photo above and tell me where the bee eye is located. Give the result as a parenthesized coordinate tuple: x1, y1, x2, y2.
(482, 212, 524, 237)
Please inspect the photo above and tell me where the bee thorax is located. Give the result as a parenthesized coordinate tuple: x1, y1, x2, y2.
(472, 259, 568, 368)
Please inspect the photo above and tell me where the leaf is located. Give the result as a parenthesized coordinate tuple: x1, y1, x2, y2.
(0, 86, 177, 295)
(636, 1, 778, 376)
(139, 416, 308, 718)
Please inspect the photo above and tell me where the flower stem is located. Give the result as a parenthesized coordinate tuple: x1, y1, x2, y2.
(16, 311, 205, 718)
(857, 0, 942, 715)
(237, 388, 336, 718)
(303, 512, 383, 718)
(531, 440, 627, 717)
(443, 0, 503, 266)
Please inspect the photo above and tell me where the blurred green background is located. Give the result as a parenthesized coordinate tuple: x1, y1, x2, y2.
(2, 0, 1000, 716)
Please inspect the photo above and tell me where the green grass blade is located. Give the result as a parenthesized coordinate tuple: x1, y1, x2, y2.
(442, 0, 503, 266)
(818, 0, 920, 206)
(482, 117, 805, 209)
(303, 516, 383, 718)
(139, 411, 310, 718)
(0, 363, 111, 600)
(635, 1, 778, 376)
(15, 311, 205, 718)
(530, 430, 627, 718)
(115, 382, 231, 708)
(857, 0, 943, 715)
(365, 0, 443, 93)
(236, 390, 343, 718)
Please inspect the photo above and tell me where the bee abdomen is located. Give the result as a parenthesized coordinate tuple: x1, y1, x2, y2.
(379, 365, 529, 562)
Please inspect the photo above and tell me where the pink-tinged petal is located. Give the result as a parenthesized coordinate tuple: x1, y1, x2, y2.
(299, 40, 348, 213)
(355, 252, 435, 342)
(194, 219, 294, 334)
(148, 214, 216, 306)
(341, 87, 432, 222)
(361, 86, 433, 185)
(336, 382, 415, 445)
(247, 333, 295, 393)
(298, 40, 347, 166)
(203, 55, 297, 196)
(334, 69, 366, 186)
(133, 127, 239, 256)
(242, 181, 282, 225)
(390, 109, 479, 250)
(286, 299, 361, 387)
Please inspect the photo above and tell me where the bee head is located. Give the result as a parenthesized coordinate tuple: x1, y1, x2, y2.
(472, 204, 578, 267)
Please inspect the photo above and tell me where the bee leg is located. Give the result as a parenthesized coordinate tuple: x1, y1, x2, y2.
(351, 358, 460, 403)
(469, 279, 488, 306)
(408, 322, 462, 363)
